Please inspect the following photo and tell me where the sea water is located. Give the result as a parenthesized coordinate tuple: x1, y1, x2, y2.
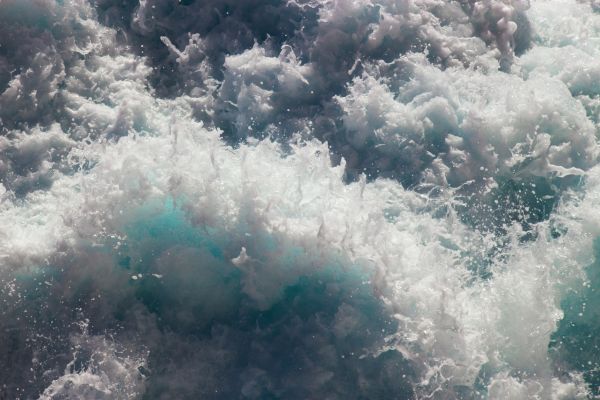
(1, 0, 600, 398)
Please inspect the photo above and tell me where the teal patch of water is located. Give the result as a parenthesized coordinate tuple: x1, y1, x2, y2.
(124, 198, 224, 260)
(0, 1, 53, 31)
(551, 237, 600, 394)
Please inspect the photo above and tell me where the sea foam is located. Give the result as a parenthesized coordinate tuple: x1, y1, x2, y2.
(1, 0, 600, 398)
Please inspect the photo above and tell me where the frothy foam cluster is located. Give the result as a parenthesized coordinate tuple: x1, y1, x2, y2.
(1, 0, 600, 398)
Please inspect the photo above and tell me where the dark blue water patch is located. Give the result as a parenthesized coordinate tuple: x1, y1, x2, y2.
(456, 175, 562, 237)
(137, 266, 414, 399)
(452, 176, 576, 284)
(550, 237, 600, 395)
(0, 263, 89, 398)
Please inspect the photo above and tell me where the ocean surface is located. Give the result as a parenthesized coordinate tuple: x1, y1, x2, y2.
(1, 0, 600, 398)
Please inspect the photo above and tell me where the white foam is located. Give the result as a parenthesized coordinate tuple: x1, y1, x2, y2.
(0, 0, 599, 398)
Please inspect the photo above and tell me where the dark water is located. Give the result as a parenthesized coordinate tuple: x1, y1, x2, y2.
(1, 0, 599, 398)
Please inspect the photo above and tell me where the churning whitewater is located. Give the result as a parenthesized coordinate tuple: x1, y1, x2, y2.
(1, 0, 600, 398)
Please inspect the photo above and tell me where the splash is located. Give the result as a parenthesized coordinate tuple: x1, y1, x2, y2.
(1, 0, 600, 398)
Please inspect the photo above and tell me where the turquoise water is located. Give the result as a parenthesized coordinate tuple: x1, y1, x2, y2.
(3, 0, 600, 398)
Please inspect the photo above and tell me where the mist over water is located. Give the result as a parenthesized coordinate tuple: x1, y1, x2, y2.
(2, 0, 600, 398)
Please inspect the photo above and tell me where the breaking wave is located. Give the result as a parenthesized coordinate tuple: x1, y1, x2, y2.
(1, 0, 600, 398)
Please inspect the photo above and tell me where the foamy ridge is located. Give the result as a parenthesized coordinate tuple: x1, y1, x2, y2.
(1, 0, 600, 398)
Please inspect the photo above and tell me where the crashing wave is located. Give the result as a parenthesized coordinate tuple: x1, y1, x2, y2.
(1, 0, 600, 398)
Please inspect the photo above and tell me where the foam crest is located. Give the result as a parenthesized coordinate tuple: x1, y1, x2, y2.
(1, 0, 600, 398)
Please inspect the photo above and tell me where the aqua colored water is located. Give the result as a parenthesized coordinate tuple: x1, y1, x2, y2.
(1, 0, 600, 398)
